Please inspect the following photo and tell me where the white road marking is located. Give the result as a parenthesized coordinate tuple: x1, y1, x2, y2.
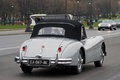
(90, 31, 120, 38)
(107, 72, 120, 80)
(101, 31, 120, 37)
(0, 46, 20, 51)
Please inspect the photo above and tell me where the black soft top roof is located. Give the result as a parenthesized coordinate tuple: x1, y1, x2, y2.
(39, 19, 82, 27)
(31, 19, 83, 40)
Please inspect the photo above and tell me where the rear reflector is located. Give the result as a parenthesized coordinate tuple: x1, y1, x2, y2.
(42, 45, 45, 48)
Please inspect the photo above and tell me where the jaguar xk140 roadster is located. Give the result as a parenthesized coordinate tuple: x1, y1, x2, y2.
(15, 19, 107, 74)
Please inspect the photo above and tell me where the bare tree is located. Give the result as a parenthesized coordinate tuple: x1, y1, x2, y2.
(0, 0, 120, 25)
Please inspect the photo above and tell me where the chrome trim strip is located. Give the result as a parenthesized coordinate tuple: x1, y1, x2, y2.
(15, 57, 72, 65)
(51, 58, 72, 64)
(14, 56, 20, 63)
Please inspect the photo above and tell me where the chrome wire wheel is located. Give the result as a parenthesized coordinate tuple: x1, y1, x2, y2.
(77, 53, 83, 72)
(71, 50, 83, 74)
(94, 45, 105, 67)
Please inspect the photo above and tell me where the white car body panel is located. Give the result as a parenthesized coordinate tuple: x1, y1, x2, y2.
(24, 38, 75, 58)
(19, 36, 104, 65)
(19, 38, 83, 66)
(83, 36, 104, 63)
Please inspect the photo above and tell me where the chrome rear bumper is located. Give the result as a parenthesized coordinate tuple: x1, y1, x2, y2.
(14, 56, 72, 66)
(14, 56, 20, 63)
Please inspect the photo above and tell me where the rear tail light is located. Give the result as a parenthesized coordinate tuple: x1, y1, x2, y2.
(22, 46, 27, 51)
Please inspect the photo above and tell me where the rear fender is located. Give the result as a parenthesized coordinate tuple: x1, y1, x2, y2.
(84, 36, 104, 63)
(60, 42, 83, 65)
(19, 39, 32, 58)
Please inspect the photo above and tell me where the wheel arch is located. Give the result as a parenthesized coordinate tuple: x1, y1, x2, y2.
(102, 42, 107, 56)
(80, 47, 86, 64)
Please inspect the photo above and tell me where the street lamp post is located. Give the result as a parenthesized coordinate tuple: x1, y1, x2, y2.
(25, 0, 32, 32)
(97, 8, 100, 19)
(11, 5, 14, 25)
(25, 12, 32, 32)
(65, 0, 67, 19)
(109, 0, 111, 19)
(76, 0, 80, 21)
(89, 0, 94, 29)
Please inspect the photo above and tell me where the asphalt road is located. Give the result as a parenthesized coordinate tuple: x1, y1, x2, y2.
(0, 35, 30, 56)
(0, 29, 120, 80)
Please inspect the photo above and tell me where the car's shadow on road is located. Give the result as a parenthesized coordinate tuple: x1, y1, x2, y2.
(18, 64, 104, 78)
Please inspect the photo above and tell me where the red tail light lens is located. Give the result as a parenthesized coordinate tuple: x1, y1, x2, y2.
(58, 47, 62, 53)
(22, 46, 27, 51)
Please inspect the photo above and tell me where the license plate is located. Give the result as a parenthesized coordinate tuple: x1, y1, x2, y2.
(28, 59, 49, 66)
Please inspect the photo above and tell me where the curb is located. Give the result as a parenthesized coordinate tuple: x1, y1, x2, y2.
(0, 32, 31, 36)
(0, 30, 32, 36)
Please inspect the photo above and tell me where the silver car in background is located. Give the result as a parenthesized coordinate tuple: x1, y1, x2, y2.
(98, 20, 117, 31)
(114, 19, 120, 28)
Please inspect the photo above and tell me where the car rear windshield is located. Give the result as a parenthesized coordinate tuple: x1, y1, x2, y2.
(38, 27, 65, 37)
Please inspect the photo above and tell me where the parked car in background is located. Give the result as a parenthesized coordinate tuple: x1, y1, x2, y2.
(114, 19, 120, 28)
(98, 20, 117, 31)
(15, 19, 107, 74)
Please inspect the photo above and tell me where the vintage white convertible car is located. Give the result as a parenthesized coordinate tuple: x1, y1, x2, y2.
(15, 19, 107, 74)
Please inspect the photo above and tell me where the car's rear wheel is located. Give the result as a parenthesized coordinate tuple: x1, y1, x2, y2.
(110, 26, 114, 31)
(94, 45, 105, 67)
(71, 50, 83, 74)
(113, 27, 117, 30)
(102, 28, 105, 31)
(98, 28, 101, 31)
(20, 63, 33, 73)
